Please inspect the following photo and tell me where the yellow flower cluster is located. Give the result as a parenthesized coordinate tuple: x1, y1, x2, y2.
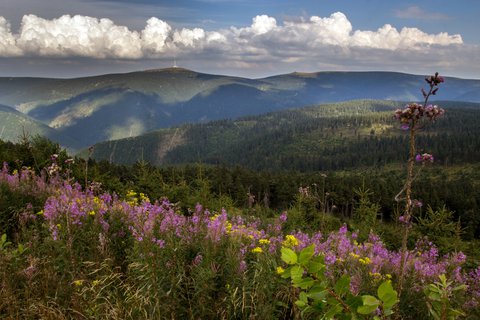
(259, 239, 270, 245)
(282, 235, 299, 247)
(276, 266, 285, 275)
(73, 279, 84, 286)
(359, 257, 372, 265)
(349, 252, 360, 259)
(369, 272, 392, 282)
(251, 247, 263, 253)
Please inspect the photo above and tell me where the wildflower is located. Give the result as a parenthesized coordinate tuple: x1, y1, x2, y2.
(412, 199, 423, 208)
(259, 239, 270, 245)
(276, 266, 285, 275)
(73, 280, 84, 286)
(283, 234, 299, 247)
(92, 280, 100, 286)
(349, 252, 360, 259)
(252, 247, 263, 253)
(88, 210, 95, 216)
(416, 153, 434, 163)
(359, 257, 371, 265)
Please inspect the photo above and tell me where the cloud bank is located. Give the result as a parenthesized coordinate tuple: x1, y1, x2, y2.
(1, 12, 477, 78)
(0, 12, 463, 59)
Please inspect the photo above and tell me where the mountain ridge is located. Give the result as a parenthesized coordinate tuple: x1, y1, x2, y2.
(1, 69, 479, 152)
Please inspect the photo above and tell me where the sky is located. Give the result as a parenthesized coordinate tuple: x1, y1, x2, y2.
(0, 0, 479, 79)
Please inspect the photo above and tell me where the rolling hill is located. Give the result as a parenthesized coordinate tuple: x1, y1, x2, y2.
(87, 100, 480, 171)
(0, 104, 80, 150)
(1, 68, 479, 151)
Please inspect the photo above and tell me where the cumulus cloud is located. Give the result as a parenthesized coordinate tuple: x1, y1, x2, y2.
(0, 17, 21, 56)
(0, 12, 475, 77)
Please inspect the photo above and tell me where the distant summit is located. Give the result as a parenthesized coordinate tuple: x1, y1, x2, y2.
(143, 67, 196, 74)
(0, 70, 479, 152)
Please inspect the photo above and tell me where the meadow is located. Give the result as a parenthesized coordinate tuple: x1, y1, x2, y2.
(1, 74, 479, 319)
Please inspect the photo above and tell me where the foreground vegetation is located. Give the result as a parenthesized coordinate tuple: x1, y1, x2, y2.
(1, 74, 479, 319)
(1, 162, 479, 319)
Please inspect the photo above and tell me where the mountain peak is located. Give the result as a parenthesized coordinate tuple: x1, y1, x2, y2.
(143, 67, 196, 74)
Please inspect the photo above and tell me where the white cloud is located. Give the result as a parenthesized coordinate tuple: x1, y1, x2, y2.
(16, 15, 143, 58)
(141, 17, 171, 54)
(250, 15, 277, 35)
(0, 17, 21, 56)
(0, 12, 476, 78)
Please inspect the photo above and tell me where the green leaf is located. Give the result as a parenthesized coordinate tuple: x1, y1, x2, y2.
(334, 274, 350, 296)
(357, 295, 380, 315)
(295, 300, 306, 308)
(290, 265, 304, 281)
(281, 247, 297, 265)
(324, 303, 344, 319)
(358, 305, 378, 315)
(299, 291, 308, 303)
(308, 256, 325, 274)
(362, 295, 380, 306)
(280, 266, 292, 279)
(299, 244, 315, 266)
(377, 281, 398, 309)
(295, 277, 315, 290)
(308, 289, 328, 301)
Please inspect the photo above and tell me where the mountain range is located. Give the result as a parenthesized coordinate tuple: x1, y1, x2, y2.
(0, 68, 479, 154)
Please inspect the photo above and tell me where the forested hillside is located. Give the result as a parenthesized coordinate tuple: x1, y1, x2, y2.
(89, 100, 480, 170)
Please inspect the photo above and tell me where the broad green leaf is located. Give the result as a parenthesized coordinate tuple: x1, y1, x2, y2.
(290, 265, 304, 281)
(280, 266, 292, 279)
(358, 295, 380, 315)
(299, 291, 308, 303)
(358, 305, 378, 315)
(295, 277, 315, 290)
(308, 289, 328, 301)
(299, 244, 315, 265)
(281, 247, 297, 265)
(308, 257, 325, 275)
(377, 281, 397, 309)
(362, 295, 380, 306)
(334, 274, 350, 296)
(324, 303, 344, 319)
(295, 300, 306, 308)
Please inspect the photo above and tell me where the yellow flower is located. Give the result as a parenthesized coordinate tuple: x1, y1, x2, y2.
(259, 239, 270, 245)
(385, 274, 392, 280)
(359, 257, 372, 265)
(276, 266, 285, 275)
(37, 210, 44, 216)
(282, 235, 299, 247)
(225, 222, 232, 233)
(88, 210, 95, 216)
(92, 280, 100, 286)
(252, 247, 263, 253)
(73, 280, 84, 286)
(349, 252, 360, 259)
(210, 214, 220, 221)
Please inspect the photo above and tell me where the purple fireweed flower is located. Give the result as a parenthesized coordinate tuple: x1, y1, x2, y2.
(416, 153, 434, 164)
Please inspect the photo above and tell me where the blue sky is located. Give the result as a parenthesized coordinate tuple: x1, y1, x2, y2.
(0, 0, 478, 78)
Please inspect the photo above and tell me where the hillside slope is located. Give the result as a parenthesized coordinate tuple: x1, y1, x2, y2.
(1, 69, 479, 149)
(88, 100, 480, 171)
